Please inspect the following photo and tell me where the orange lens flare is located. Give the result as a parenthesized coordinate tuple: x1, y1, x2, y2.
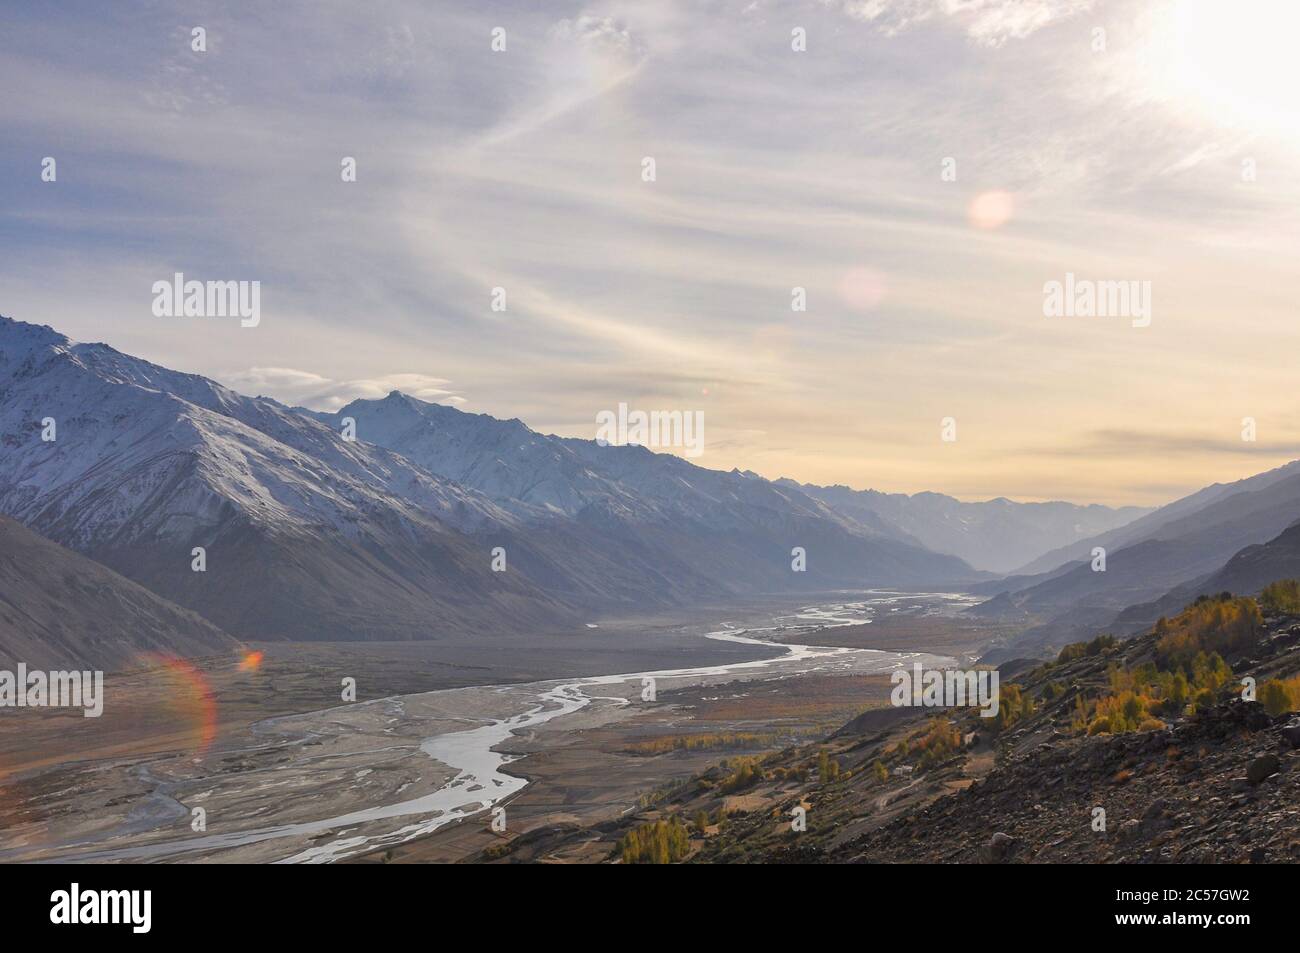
(238, 650, 264, 672)
(139, 654, 218, 755)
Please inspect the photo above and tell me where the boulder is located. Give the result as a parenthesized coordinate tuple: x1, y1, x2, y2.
(1142, 798, 1170, 821)
(988, 831, 1016, 861)
(1247, 754, 1281, 785)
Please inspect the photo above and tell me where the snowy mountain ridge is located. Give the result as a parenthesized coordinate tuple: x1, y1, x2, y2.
(0, 314, 985, 642)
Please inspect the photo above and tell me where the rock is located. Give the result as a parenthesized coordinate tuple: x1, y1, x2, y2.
(1144, 731, 1172, 751)
(1117, 819, 1143, 842)
(1141, 799, 1173, 835)
(1142, 798, 1170, 821)
(1250, 846, 1268, 864)
(1280, 723, 1300, 749)
(1248, 754, 1281, 785)
(988, 832, 1016, 861)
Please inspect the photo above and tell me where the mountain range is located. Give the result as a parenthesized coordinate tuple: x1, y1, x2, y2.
(5, 314, 1300, 672)
(976, 459, 1300, 658)
(0, 314, 1013, 664)
(775, 480, 1149, 573)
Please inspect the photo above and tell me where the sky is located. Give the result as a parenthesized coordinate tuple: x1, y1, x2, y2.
(2, 0, 1299, 506)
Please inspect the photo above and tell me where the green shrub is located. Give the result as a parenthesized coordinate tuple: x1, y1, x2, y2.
(1057, 634, 1117, 663)
(1260, 579, 1300, 615)
(618, 817, 691, 864)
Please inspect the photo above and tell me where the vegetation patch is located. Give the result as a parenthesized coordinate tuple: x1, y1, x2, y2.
(616, 816, 691, 864)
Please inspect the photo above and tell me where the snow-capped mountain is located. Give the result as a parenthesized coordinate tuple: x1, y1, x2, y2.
(308, 391, 988, 593)
(0, 321, 514, 545)
(0, 315, 986, 646)
(299, 393, 623, 518)
(311, 392, 869, 528)
(0, 316, 567, 641)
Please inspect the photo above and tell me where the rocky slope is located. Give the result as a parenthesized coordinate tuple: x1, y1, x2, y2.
(744, 602, 1300, 863)
(0, 514, 236, 670)
(977, 460, 1300, 640)
(514, 592, 1300, 864)
(1112, 521, 1300, 635)
(1014, 459, 1300, 577)
(828, 700, 1299, 863)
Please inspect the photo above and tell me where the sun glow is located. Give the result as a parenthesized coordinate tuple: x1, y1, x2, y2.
(1149, 0, 1300, 138)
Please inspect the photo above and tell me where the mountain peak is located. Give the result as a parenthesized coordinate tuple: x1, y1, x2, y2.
(0, 314, 73, 363)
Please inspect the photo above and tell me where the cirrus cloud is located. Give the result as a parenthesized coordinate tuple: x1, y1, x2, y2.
(832, 0, 1095, 45)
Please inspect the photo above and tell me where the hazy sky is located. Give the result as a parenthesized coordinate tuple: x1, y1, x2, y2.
(3, 0, 1299, 506)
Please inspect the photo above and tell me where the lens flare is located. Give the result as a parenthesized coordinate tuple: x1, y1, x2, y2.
(837, 268, 888, 311)
(238, 650, 264, 672)
(139, 654, 218, 754)
(968, 191, 1014, 230)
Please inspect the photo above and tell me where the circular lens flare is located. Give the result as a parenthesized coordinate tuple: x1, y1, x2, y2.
(968, 191, 1015, 230)
(837, 268, 888, 311)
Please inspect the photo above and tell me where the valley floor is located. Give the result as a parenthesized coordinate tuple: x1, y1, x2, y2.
(0, 592, 997, 863)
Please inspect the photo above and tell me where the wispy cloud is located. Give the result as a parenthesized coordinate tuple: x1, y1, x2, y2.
(223, 367, 464, 411)
(830, 0, 1095, 44)
(2, 0, 1298, 506)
